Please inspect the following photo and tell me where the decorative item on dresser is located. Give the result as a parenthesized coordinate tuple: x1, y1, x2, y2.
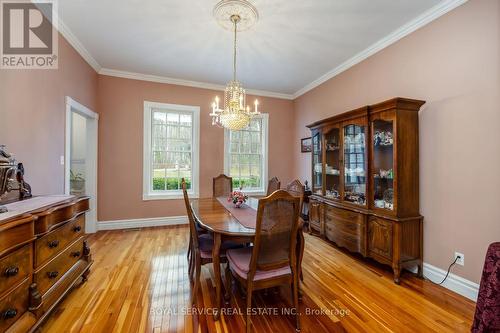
(307, 97, 425, 283)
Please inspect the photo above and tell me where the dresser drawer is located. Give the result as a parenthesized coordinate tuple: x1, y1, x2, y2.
(0, 278, 30, 332)
(34, 237, 84, 295)
(0, 245, 31, 297)
(0, 216, 35, 257)
(34, 214, 85, 267)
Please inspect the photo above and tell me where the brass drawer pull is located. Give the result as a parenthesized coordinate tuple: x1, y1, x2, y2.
(4, 266, 19, 277)
(48, 240, 60, 248)
(71, 251, 81, 258)
(73, 225, 82, 232)
(2, 308, 17, 319)
(47, 271, 59, 279)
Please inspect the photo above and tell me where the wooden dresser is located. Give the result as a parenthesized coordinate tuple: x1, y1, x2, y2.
(307, 98, 424, 283)
(0, 196, 92, 332)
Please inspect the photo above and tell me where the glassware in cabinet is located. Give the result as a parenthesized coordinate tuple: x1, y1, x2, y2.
(343, 123, 366, 205)
(372, 118, 395, 211)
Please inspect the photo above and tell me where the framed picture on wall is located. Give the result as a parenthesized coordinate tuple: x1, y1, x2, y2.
(301, 137, 312, 153)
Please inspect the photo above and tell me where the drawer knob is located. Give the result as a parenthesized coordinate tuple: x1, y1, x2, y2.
(47, 271, 59, 279)
(48, 240, 60, 248)
(73, 225, 82, 232)
(2, 308, 17, 319)
(71, 251, 81, 258)
(4, 266, 19, 277)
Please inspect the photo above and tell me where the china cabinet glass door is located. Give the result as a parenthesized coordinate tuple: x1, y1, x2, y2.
(372, 118, 395, 211)
(324, 127, 341, 199)
(312, 132, 323, 195)
(343, 121, 366, 205)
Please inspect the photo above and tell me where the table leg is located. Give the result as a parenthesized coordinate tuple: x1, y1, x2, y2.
(212, 233, 222, 321)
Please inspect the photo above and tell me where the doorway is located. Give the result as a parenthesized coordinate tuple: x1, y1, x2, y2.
(65, 97, 98, 233)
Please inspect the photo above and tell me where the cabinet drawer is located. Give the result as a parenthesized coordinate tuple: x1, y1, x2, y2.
(34, 238, 84, 295)
(324, 205, 359, 221)
(0, 278, 30, 332)
(324, 214, 362, 235)
(325, 223, 364, 253)
(0, 245, 31, 297)
(34, 214, 85, 267)
(368, 217, 393, 261)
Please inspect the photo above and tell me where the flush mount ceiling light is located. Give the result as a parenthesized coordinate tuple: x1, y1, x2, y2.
(210, 0, 260, 131)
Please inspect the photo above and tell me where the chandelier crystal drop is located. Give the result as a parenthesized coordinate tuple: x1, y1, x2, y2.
(210, 2, 260, 131)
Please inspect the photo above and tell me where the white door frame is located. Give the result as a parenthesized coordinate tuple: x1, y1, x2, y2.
(65, 96, 99, 233)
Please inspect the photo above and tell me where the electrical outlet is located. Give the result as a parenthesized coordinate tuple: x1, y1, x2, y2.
(454, 252, 464, 266)
(60, 155, 65, 165)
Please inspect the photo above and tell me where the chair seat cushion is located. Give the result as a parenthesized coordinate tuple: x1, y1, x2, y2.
(198, 234, 243, 258)
(227, 247, 291, 281)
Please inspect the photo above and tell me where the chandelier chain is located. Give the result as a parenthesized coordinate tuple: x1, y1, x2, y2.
(233, 17, 237, 81)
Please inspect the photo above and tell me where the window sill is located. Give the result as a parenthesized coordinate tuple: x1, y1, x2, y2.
(143, 192, 199, 201)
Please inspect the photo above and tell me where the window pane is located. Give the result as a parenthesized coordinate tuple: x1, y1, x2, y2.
(167, 113, 179, 124)
(180, 114, 192, 126)
(153, 111, 166, 124)
(179, 126, 191, 140)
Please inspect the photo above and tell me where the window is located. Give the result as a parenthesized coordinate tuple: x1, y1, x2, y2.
(224, 114, 268, 194)
(143, 101, 199, 200)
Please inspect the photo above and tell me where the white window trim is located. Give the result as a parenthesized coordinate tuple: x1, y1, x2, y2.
(223, 113, 269, 196)
(143, 101, 200, 200)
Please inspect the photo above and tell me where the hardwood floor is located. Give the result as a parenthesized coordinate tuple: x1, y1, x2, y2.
(41, 225, 475, 332)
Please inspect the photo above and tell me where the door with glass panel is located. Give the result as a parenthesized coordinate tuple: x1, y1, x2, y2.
(371, 113, 396, 213)
(311, 131, 323, 195)
(342, 118, 367, 206)
(324, 126, 341, 200)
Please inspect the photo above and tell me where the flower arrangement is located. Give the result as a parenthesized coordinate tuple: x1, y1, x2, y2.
(228, 190, 248, 208)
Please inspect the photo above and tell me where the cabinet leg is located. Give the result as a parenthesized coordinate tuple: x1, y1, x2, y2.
(392, 265, 401, 284)
(417, 260, 424, 279)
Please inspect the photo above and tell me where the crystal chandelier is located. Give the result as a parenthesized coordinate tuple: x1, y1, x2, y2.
(210, 1, 260, 131)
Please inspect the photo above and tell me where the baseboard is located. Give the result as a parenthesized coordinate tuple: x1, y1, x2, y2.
(422, 263, 479, 301)
(97, 216, 188, 231)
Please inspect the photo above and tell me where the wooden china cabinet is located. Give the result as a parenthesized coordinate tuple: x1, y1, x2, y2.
(307, 97, 424, 283)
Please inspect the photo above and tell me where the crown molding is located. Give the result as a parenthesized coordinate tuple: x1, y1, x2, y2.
(99, 68, 294, 100)
(293, 0, 469, 98)
(58, 20, 101, 72)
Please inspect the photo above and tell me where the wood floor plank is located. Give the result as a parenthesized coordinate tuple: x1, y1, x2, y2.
(41, 225, 475, 333)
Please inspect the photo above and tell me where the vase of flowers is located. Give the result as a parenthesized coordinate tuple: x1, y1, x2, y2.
(228, 190, 248, 208)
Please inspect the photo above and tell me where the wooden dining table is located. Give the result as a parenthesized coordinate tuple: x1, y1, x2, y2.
(191, 196, 305, 321)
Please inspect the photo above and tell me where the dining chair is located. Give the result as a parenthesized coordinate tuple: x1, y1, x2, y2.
(285, 179, 306, 282)
(213, 174, 233, 197)
(266, 176, 280, 196)
(182, 179, 240, 305)
(225, 190, 301, 333)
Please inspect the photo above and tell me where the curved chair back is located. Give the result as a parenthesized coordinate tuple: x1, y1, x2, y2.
(266, 177, 281, 196)
(250, 190, 300, 275)
(182, 178, 199, 249)
(285, 179, 305, 214)
(213, 174, 233, 197)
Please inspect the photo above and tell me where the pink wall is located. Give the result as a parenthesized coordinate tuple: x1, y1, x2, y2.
(97, 75, 294, 221)
(293, 0, 500, 283)
(0, 35, 98, 195)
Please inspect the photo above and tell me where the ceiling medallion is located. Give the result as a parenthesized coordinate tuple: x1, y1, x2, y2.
(213, 0, 259, 32)
(210, 0, 261, 131)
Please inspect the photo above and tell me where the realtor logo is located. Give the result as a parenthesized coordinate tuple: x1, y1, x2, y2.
(1, 0, 58, 69)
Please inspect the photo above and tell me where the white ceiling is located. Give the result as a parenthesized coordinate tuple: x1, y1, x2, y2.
(58, 0, 451, 97)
